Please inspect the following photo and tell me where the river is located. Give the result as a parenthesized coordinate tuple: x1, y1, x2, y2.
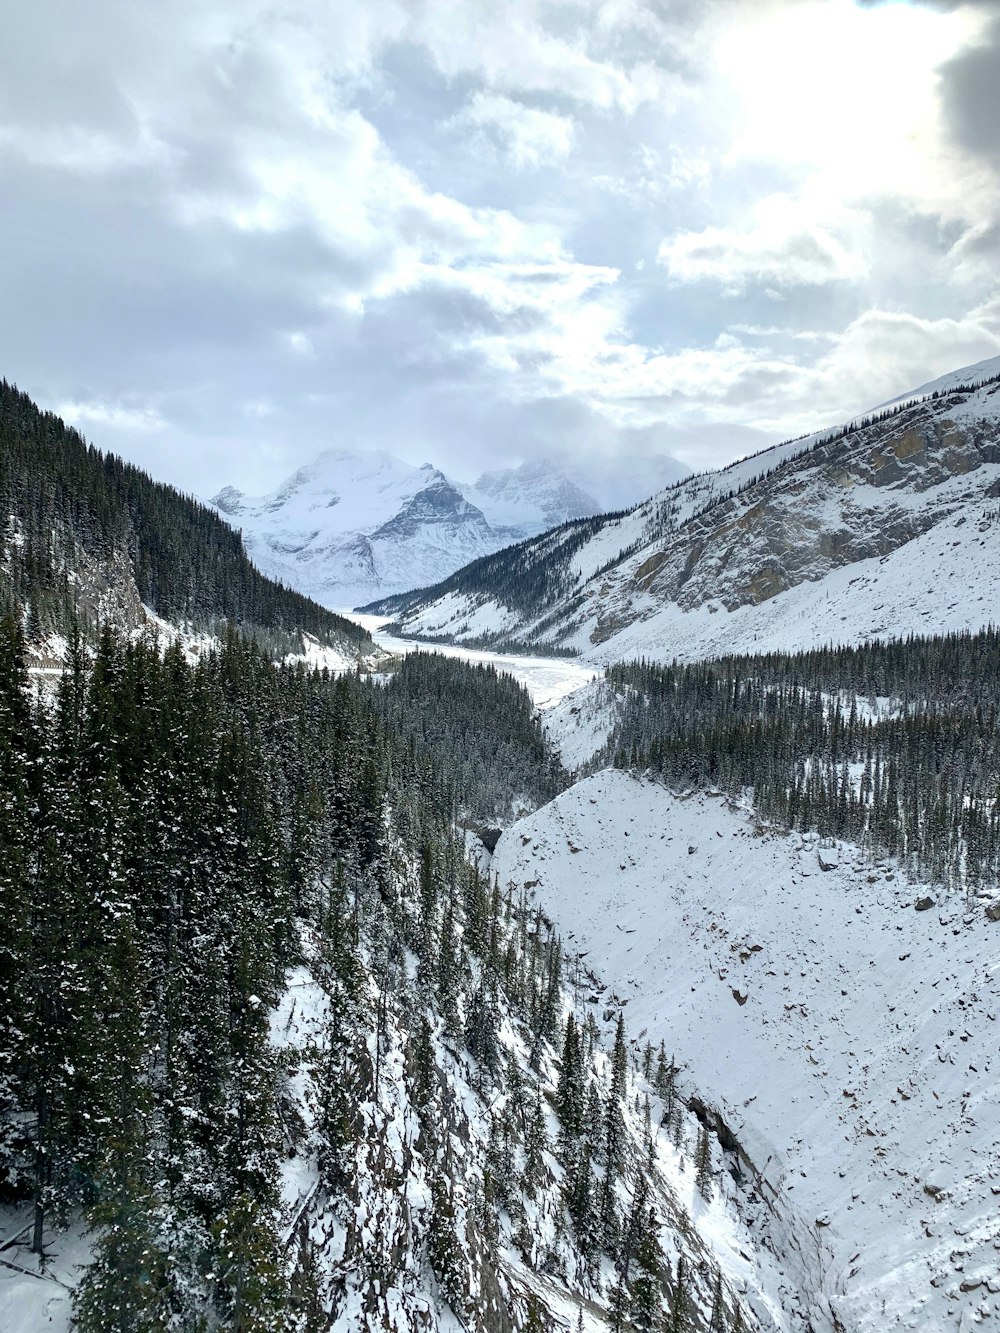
(344, 611, 597, 711)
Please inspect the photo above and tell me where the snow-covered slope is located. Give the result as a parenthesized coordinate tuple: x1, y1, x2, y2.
(465, 459, 602, 532)
(373, 362, 1000, 661)
(213, 449, 498, 609)
(214, 449, 690, 610)
(876, 352, 1000, 410)
(492, 769, 1000, 1333)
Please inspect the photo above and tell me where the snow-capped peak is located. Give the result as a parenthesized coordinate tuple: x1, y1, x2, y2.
(212, 444, 690, 611)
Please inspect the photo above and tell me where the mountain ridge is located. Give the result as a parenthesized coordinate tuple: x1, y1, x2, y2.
(0, 379, 372, 665)
(210, 449, 689, 610)
(365, 358, 1000, 661)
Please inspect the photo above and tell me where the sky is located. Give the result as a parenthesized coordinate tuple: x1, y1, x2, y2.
(2, 0, 1000, 497)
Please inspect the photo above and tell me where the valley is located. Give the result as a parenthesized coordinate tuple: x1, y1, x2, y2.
(4, 359, 1000, 1332)
(349, 611, 598, 711)
(337, 607, 1000, 1331)
(371, 357, 1000, 665)
(7, 4, 1000, 1327)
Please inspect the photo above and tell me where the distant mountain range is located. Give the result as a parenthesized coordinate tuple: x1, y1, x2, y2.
(211, 451, 690, 609)
(365, 354, 1000, 659)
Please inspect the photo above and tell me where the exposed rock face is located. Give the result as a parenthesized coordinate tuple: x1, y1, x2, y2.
(592, 393, 1000, 641)
(372, 475, 491, 542)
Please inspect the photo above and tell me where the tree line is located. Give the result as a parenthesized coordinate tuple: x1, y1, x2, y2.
(602, 626, 1000, 894)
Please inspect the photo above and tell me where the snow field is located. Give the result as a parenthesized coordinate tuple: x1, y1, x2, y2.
(492, 769, 1000, 1333)
(349, 612, 599, 711)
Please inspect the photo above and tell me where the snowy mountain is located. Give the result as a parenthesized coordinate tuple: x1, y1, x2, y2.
(214, 448, 503, 611)
(464, 459, 603, 532)
(368, 358, 1000, 660)
(466, 453, 691, 533)
(212, 448, 690, 609)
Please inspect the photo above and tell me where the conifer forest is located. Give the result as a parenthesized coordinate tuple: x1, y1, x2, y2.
(602, 628, 1000, 892)
(8, 4, 1000, 1327)
(0, 616, 750, 1331)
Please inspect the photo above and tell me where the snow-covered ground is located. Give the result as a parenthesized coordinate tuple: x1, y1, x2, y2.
(492, 769, 1000, 1333)
(0, 1218, 87, 1333)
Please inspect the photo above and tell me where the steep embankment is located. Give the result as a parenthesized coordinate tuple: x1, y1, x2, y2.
(492, 770, 1000, 1333)
(373, 361, 1000, 662)
(0, 380, 372, 664)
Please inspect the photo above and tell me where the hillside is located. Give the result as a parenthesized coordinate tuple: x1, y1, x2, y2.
(0, 625, 773, 1333)
(492, 768, 1000, 1333)
(0, 381, 371, 662)
(366, 357, 1000, 661)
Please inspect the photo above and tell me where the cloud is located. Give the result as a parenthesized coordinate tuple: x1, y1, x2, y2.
(58, 400, 168, 434)
(657, 196, 868, 294)
(1, 0, 999, 502)
(409, 1, 678, 112)
(935, 12, 1000, 176)
(447, 93, 576, 170)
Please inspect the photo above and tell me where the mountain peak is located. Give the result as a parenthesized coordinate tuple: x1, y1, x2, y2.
(212, 484, 244, 515)
(213, 444, 691, 610)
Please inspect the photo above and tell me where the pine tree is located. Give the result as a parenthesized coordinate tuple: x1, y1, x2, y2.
(211, 1195, 288, 1333)
(608, 1267, 631, 1333)
(630, 1219, 664, 1332)
(695, 1124, 713, 1199)
(557, 1013, 584, 1147)
(707, 1272, 728, 1333)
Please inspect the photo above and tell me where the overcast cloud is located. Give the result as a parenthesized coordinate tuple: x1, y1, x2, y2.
(2, 0, 1000, 495)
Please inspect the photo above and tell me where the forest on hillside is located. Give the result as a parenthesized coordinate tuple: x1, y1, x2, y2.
(0, 381, 368, 654)
(0, 623, 746, 1332)
(603, 627, 1000, 895)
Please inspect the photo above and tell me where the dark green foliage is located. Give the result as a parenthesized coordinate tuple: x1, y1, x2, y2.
(0, 379, 369, 655)
(0, 606, 607, 1327)
(604, 627, 1000, 891)
(0, 621, 502, 1321)
(695, 1125, 712, 1200)
(707, 1273, 728, 1333)
(426, 1167, 467, 1320)
(630, 1217, 664, 1333)
(374, 651, 566, 821)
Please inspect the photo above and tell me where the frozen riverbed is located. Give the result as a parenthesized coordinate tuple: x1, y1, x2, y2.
(346, 611, 598, 710)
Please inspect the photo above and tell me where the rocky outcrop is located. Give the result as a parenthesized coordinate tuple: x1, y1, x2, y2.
(592, 394, 1000, 641)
